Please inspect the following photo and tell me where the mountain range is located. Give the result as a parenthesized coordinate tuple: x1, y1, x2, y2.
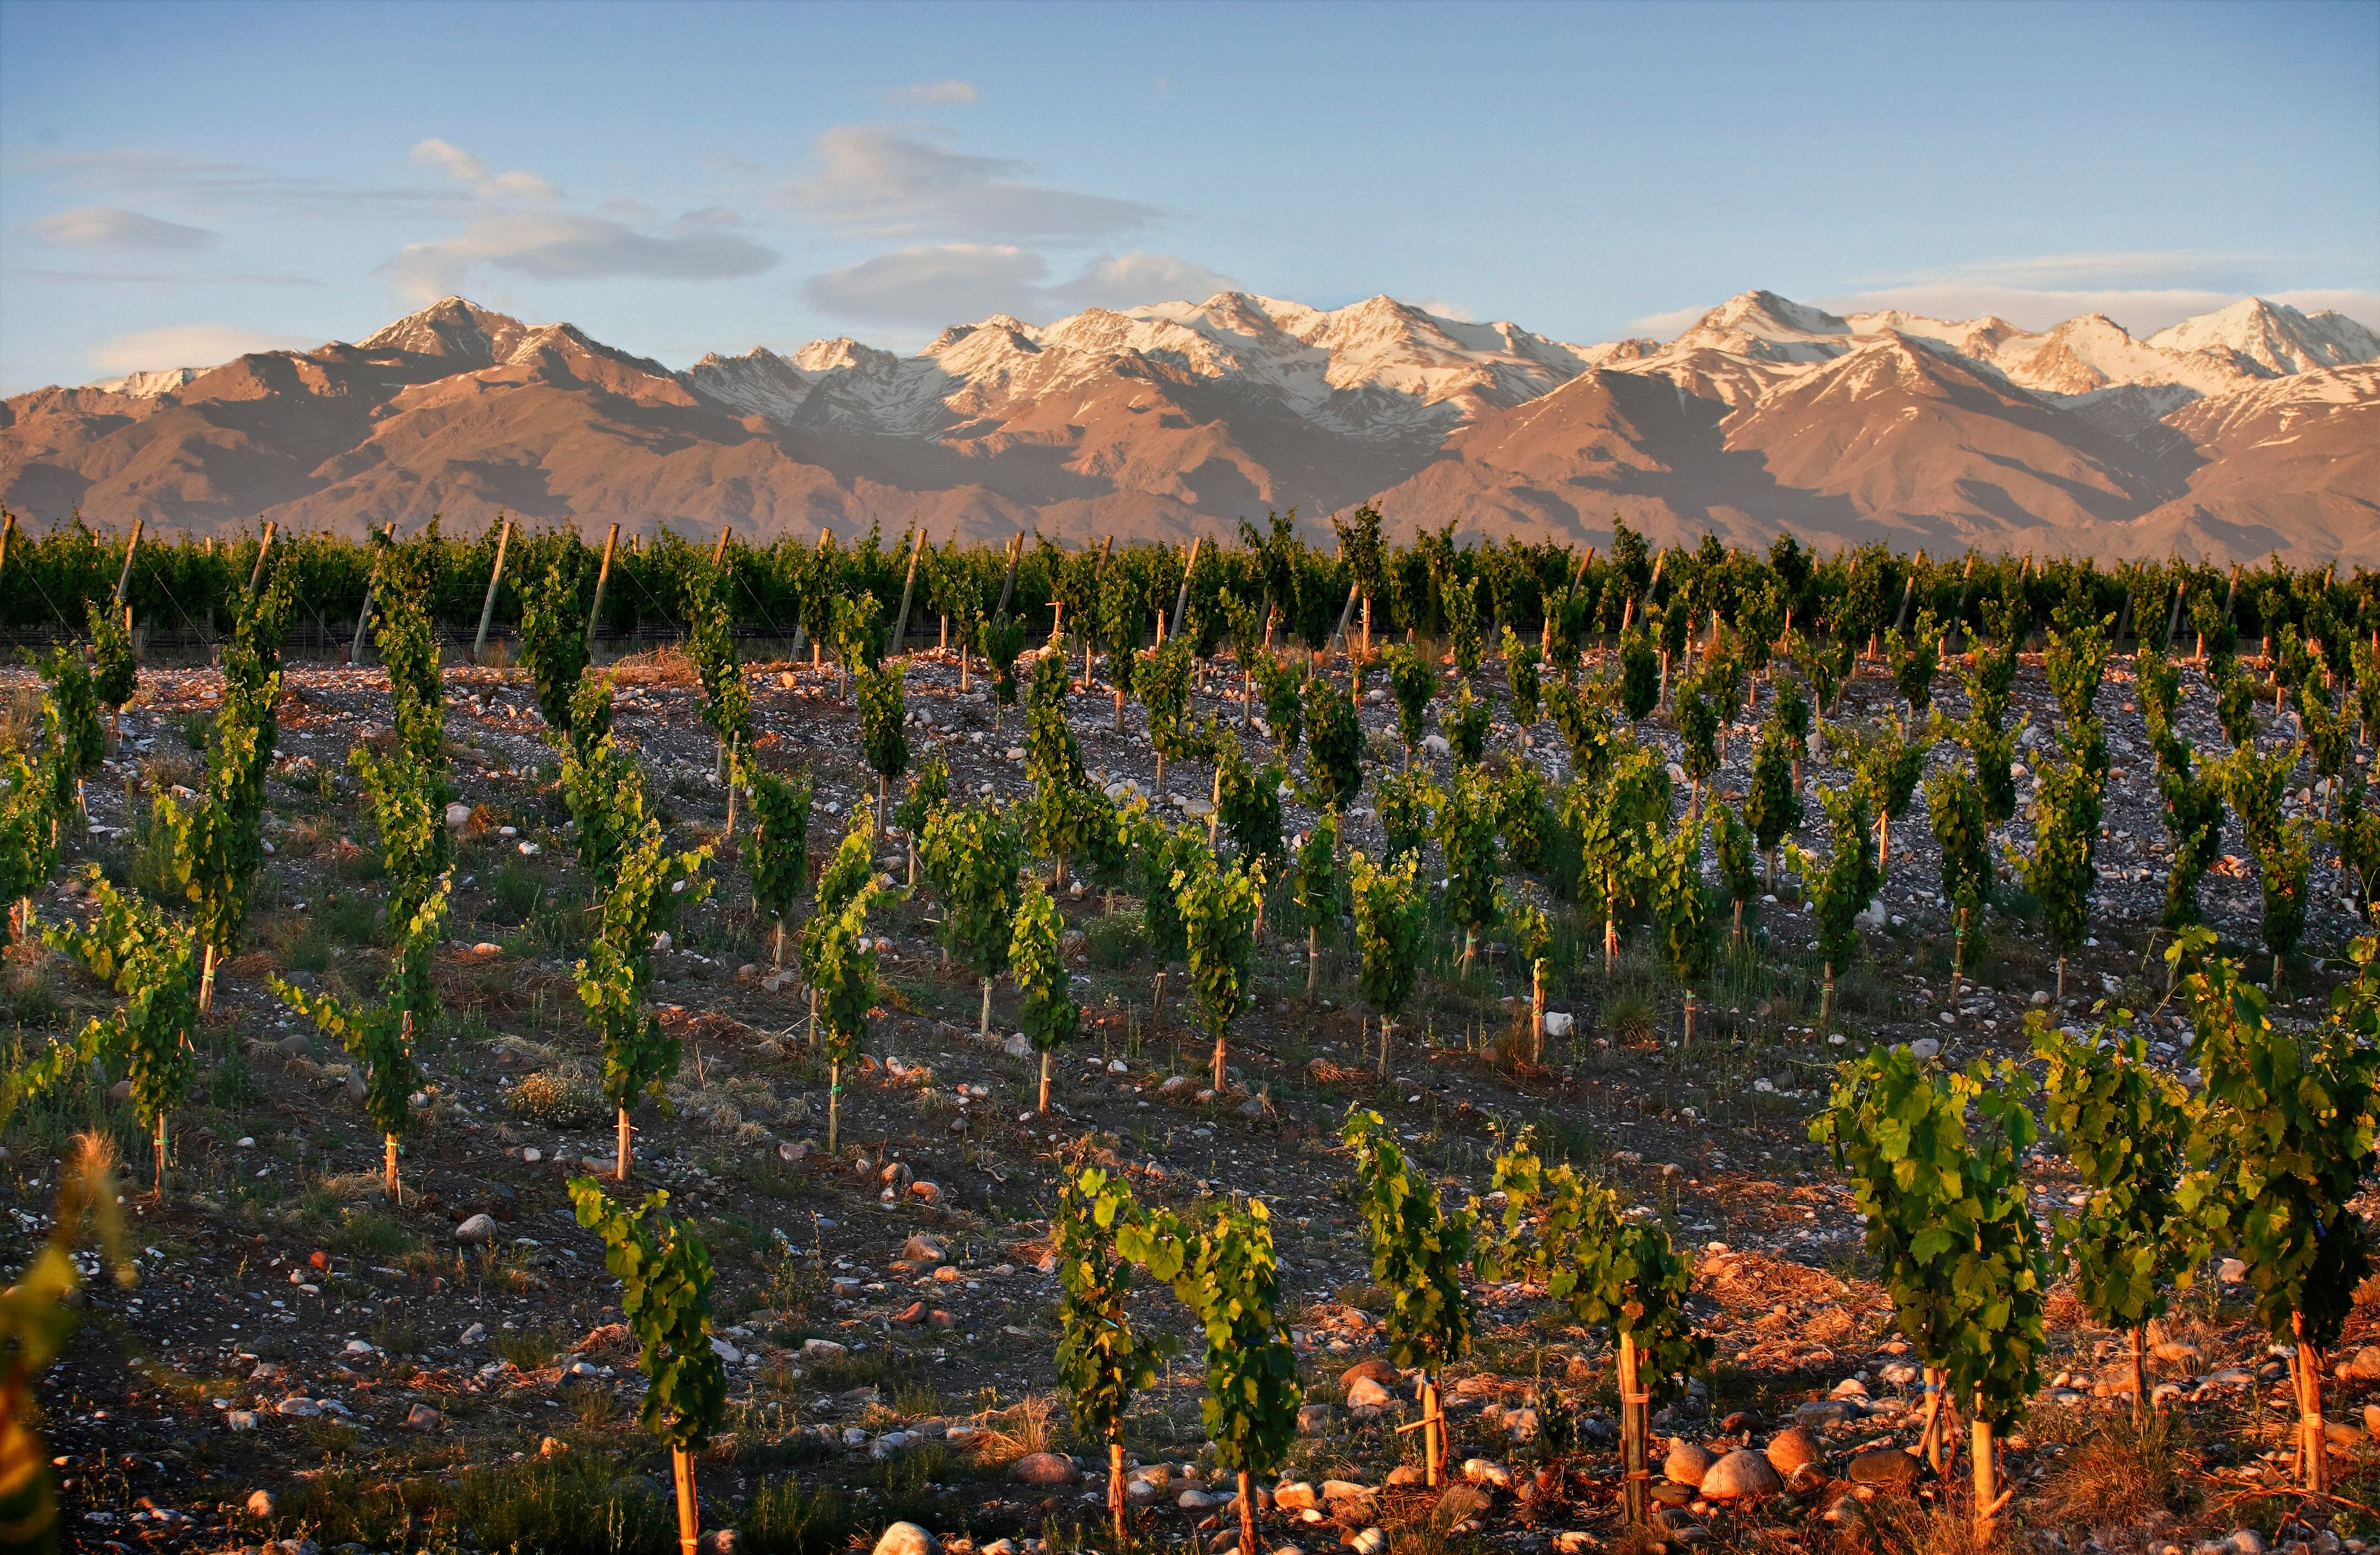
(4, 287, 2375, 562)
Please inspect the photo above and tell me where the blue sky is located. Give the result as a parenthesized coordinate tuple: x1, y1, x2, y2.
(2, 0, 2374, 393)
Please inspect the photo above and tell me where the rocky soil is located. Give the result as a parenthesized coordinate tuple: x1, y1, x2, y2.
(9, 636, 2379, 1555)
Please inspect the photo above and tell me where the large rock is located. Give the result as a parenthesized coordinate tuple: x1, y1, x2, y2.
(2341, 1345, 2380, 1381)
(1272, 1482, 1318, 1511)
(1700, 1449, 1783, 1500)
(1344, 1376, 1392, 1408)
(872, 1524, 938, 1555)
(901, 1233, 947, 1265)
(454, 1213, 497, 1245)
(1794, 1399, 1860, 1429)
(1010, 1452, 1079, 1485)
(1847, 1448, 1919, 1489)
(800, 1338, 849, 1362)
(245, 1490, 277, 1518)
(1339, 1358, 1400, 1389)
(1458, 1460, 1511, 1489)
(1662, 1440, 1712, 1487)
(1764, 1426, 1822, 1476)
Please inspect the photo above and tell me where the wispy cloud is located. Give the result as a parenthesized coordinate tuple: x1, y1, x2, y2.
(1817, 249, 2380, 336)
(24, 206, 216, 251)
(89, 322, 309, 375)
(807, 244, 1234, 326)
(885, 79, 979, 106)
(384, 207, 776, 302)
(790, 125, 1159, 242)
(408, 139, 561, 202)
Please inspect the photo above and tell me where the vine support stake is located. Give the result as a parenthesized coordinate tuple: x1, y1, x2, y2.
(1618, 1332, 1648, 1527)
(244, 520, 276, 597)
(114, 517, 145, 605)
(586, 523, 620, 651)
(892, 526, 926, 656)
(349, 520, 398, 664)
(472, 516, 511, 665)
(672, 1445, 700, 1555)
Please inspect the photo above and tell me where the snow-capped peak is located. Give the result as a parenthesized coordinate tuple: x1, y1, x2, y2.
(2147, 298, 2380, 377)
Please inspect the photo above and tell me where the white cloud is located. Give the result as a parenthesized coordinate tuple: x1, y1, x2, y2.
(1404, 297, 1475, 324)
(1047, 252, 1237, 309)
(1625, 304, 1709, 339)
(791, 125, 1159, 241)
(808, 245, 1240, 326)
(808, 243, 1048, 323)
(89, 322, 307, 375)
(385, 209, 776, 301)
(408, 139, 561, 202)
(885, 79, 980, 106)
(24, 206, 216, 251)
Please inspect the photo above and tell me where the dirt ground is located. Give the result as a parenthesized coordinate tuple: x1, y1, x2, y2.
(10, 635, 2379, 1555)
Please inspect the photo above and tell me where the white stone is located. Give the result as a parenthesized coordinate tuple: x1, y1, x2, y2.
(1543, 1011, 1574, 1038)
(800, 1338, 849, 1362)
(455, 1213, 498, 1245)
(871, 1524, 938, 1555)
(445, 803, 471, 830)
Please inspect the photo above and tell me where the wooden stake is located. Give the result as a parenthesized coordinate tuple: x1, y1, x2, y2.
(472, 516, 511, 665)
(586, 523, 621, 651)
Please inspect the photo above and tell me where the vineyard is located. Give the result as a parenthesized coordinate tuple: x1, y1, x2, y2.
(0, 514, 2376, 1555)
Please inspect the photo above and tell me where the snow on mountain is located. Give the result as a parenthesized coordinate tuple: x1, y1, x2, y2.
(1987, 313, 2255, 399)
(82, 366, 204, 398)
(687, 347, 815, 421)
(357, 296, 530, 365)
(2147, 299, 2380, 376)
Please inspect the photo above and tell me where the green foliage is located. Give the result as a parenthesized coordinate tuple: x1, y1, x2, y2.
(1343, 1107, 1473, 1370)
(1927, 762, 1993, 957)
(1443, 573, 1484, 680)
(1053, 1164, 1160, 1452)
(88, 600, 136, 715)
(832, 591, 884, 674)
(371, 551, 445, 769)
(1812, 1048, 2047, 1428)
(1647, 813, 1713, 984)
(745, 764, 814, 930)
(922, 803, 1022, 981)
(1840, 717, 1930, 829)
(1886, 610, 1940, 715)
(1024, 646, 1112, 878)
(855, 662, 909, 789)
(1292, 812, 1339, 940)
(1565, 740, 1669, 935)
(272, 880, 449, 1139)
(2034, 1014, 2202, 1334)
(1128, 810, 1207, 965)
(1438, 765, 1502, 950)
(0, 749, 58, 945)
(39, 646, 104, 803)
(1951, 710, 2022, 828)
(2137, 642, 2182, 746)
(1788, 782, 1879, 973)
(2011, 754, 2102, 962)
(2214, 663, 2258, 749)
(1254, 652, 1305, 755)
(1502, 626, 1542, 728)
(519, 562, 591, 737)
(1176, 848, 1260, 1044)
(1375, 767, 1438, 862)
(1118, 1198, 1304, 1481)
(1496, 759, 1546, 872)
(1011, 882, 1078, 1057)
(1385, 643, 1436, 753)
(1744, 720, 1801, 858)
(982, 610, 1027, 710)
(1475, 1126, 1708, 1399)
(1545, 678, 1618, 784)
(2174, 929, 2379, 1353)
(810, 871, 885, 1074)
(1710, 801, 1759, 914)
(1214, 729, 1284, 869)
(567, 668, 613, 760)
(152, 683, 271, 962)
(1443, 684, 1490, 766)
(1301, 671, 1364, 812)
(2258, 816, 2313, 967)
(31, 867, 200, 1132)
(568, 1179, 727, 1452)
(1349, 850, 1427, 1021)
(580, 820, 713, 1111)
(893, 754, 948, 839)
(561, 727, 648, 890)
(688, 563, 753, 755)
(350, 741, 452, 1008)
(1674, 672, 1719, 798)
(1139, 637, 1207, 765)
